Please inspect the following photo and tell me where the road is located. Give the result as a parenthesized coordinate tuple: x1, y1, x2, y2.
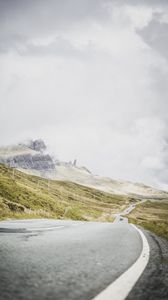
(113, 203, 136, 223)
(0, 215, 167, 300)
(0, 218, 143, 300)
(113, 200, 147, 223)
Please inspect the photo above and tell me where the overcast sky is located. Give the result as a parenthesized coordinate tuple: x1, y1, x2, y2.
(0, 0, 168, 189)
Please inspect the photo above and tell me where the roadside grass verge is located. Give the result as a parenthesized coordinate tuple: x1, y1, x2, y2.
(128, 200, 168, 239)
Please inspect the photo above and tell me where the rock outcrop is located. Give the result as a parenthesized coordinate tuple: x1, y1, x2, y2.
(27, 139, 47, 152)
(0, 153, 55, 170)
(0, 140, 55, 171)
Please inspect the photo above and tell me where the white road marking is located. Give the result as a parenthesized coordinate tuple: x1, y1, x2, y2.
(30, 225, 65, 231)
(92, 224, 150, 300)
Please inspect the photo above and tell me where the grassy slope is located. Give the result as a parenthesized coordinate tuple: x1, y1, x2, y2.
(128, 200, 168, 239)
(0, 164, 133, 222)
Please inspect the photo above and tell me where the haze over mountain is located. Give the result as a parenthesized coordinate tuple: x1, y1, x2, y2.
(0, 139, 167, 200)
(1, 1, 168, 191)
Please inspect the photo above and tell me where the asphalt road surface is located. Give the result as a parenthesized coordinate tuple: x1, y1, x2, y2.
(0, 218, 142, 300)
(0, 218, 168, 300)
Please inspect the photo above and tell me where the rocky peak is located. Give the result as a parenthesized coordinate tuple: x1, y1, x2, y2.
(27, 139, 47, 152)
(0, 139, 55, 171)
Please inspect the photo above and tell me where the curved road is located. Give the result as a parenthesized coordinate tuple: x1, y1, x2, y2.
(0, 218, 143, 300)
(0, 215, 167, 300)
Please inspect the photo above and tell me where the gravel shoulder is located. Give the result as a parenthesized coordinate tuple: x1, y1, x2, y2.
(127, 227, 168, 300)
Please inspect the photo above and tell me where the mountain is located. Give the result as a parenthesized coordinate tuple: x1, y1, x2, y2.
(0, 139, 55, 171)
(0, 163, 131, 221)
(0, 139, 168, 200)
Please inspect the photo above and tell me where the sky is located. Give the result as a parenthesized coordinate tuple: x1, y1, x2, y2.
(0, 0, 168, 190)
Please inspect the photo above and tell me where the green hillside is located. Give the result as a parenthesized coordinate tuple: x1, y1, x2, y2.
(128, 200, 168, 239)
(0, 164, 133, 221)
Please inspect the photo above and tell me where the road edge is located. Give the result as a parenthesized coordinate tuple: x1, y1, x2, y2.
(92, 224, 150, 300)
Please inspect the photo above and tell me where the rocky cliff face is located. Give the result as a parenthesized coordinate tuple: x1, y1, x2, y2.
(0, 140, 55, 171)
(0, 153, 55, 170)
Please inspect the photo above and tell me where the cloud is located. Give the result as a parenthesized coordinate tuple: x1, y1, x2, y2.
(0, 0, 112, 37)
(0, 0, 168, 190)
(137, 12, 168, 60)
